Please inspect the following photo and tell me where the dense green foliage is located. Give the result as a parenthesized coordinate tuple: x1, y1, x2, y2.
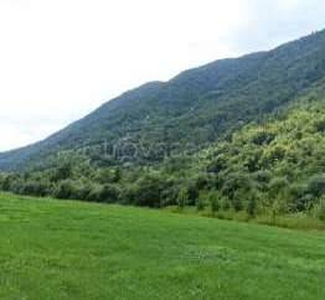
(1, 193, 325, 300)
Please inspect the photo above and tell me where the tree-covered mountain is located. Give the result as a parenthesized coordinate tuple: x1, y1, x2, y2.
(1, 29, 325, 171)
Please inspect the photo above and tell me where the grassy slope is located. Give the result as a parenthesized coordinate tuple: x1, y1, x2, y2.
(0, 193, 325, 300)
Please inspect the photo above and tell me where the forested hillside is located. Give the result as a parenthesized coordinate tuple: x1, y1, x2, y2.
(2, 81, 325, 224)
(1, 29, 325, 171)
(2, 30, 325, 224)
(201, 81, 325, 218)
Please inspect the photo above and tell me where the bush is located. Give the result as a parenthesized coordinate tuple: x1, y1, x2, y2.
(254, 170, 272, 184)
(251, 130, 276, 146)
(246, 197, 257, 218)
(232, 192, 243, 212)
(313, 118, 325, 133)
(221, 172, 253, 211)
(221, 172, 253, 201)
(53, 180, 77, 199)
(160, 183, 179, 207)
(74, 182, 93, 201)
(186, 184, 199, 205)
(132, 175, 168, 208)
(307, 173, 325, 198)
(221, 197, 231, 211)
(288, 183, 314, 212)
(268, 177, 289, 200)
(195, 175, 210, 190)
(196, 198, 205, 211)
(85, 184, 120, 203)
(208, 191, 220, 215)
(20, 181, 50, 197)
(206, 156, 226, 174)
(95, 168, 121, 184)
(52, 163, 73, 181)
(0, 174, 21, 191)
(311, 197, 325, 221)
(177, 188, 188, 210)
(98, 184, 120, 203)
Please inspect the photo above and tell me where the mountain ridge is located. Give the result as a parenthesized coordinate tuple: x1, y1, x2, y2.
(1, 29, 325, 171)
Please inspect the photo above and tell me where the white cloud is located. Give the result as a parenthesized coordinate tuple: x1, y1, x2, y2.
(0, 0, 324, 151)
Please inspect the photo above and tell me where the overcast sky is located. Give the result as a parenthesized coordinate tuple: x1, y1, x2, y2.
(0, 0, 325, 151)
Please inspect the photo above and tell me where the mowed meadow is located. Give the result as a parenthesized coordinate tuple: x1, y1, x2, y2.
(0, 193, 325, 300)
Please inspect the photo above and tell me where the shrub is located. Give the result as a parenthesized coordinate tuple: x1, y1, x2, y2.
(253, 170, 272, 184)
(86, 184, 120, 203)
(206, 156, 227, 174)
(95, 168, 121, 184)
(195, 175, 210, 190)
(221, 197, 231, 211)
(74, 182, 93, 201)
(314, 118, 325, 133)
(132, 175, 167, 208)
(232, 192, 243, 212)
(251, 130, 276, 146)
(307, 173, 325, 198)
(285, 183, 311, 212)
(177, 188, 188, 210)
(160, 183, 179, 207)
(310, 197, 325, 221)
(20, 181, 50, 197)
(53, 180, 76, 199)
(99, 184, 120, 203)
(52, 163, 73, 181)
(246, 197, 257, 218)
(208, 191, 220, 215)
(196, 198, 205, 211)
(186, 184, 199, 205)
(265, 146, 286, 163)
(268, 177, 289, 199)
(0, 174, 21, 191)
(288, 183, 307, 201)
(221, 172, 253, 211)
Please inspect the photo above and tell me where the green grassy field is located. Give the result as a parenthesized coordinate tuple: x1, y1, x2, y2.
(1, 193, 325, 300)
